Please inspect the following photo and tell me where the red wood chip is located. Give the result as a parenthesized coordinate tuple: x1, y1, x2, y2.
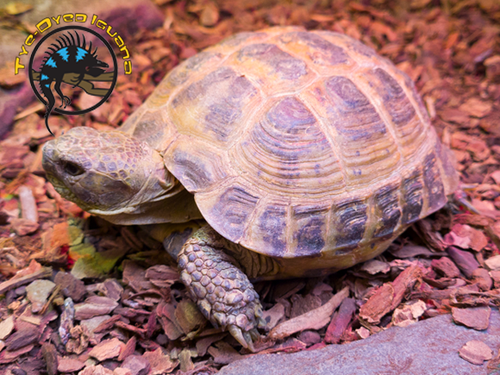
(360, 265, 422, 324)
(74, 296, 119, 320)
(89, 338, 125, 361)
(78, 364, 114, 375)
(118, 336, 137, 362)
(41, 343, 58, 375)
(57, 357, 85, 372)
(431, 257, 461, 278)
(452, 306, 491, 330)
(325, 298, 357, 344)
(459, 340, 493, 365)
(5, 325, 39, 351)
(0, 344, 34, 364)
(208, 342, 243, 365)
(142, 347, 178, 375)
(196, 333, 227, 357)
(471, 268, 493, 291)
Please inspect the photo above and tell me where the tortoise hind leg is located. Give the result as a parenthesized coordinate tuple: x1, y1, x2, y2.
(177, 225, 265, 351)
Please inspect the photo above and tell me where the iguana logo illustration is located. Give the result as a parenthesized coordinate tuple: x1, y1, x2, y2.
(36, 31, 108, 135)
(29, 26, 118, 136)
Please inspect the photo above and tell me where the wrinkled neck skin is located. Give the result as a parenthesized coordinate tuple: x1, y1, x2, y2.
(100, 184, 203, 225)
(42, 128, 203, 225)
(90, 148, 203, 225)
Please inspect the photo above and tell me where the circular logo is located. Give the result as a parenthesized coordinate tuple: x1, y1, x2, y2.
(29, 25, 118, 135)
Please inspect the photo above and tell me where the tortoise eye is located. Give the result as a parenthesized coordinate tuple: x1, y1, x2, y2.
(63, 161, 84, 176)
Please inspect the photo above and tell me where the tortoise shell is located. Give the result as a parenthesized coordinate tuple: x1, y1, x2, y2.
(121, 26, 458, 261)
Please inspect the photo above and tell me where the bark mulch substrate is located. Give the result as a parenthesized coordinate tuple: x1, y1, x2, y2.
(1, 0, 500, 374)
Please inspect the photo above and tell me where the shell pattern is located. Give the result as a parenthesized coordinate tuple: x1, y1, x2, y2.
(121, 27, 458, 261)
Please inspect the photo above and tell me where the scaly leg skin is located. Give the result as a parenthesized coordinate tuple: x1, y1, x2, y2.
(177, 226, 265, 351)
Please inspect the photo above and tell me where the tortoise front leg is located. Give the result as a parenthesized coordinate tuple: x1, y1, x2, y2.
(177, 226, 265, 351)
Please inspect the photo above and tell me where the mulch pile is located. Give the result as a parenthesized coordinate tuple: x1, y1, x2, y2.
(1, 0, 500, 374)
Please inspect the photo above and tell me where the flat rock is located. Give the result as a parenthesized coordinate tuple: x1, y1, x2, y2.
(219, 310, 500, 375)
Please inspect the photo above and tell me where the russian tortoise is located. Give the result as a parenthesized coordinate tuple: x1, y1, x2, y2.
(42, 27, 458, 350)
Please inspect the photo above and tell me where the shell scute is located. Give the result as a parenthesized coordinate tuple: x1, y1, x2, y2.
(291, 203, 329, 257)
(277, 31, 352, 73)
(422, 151, 447, 213)
(228, 43, 316, 95)
(205, 185, 259, 242)
(170, 67, 259, 146)
(233, 96, 343, 195)
(373, 184, 402, 240)
(401, 168, 424, 225)
(128, 110, 169, 150)
(322, 76, 401, 185)
(148, 51, 223, 110)
(245, 202, 288, 258)
(167, 141, 227, 192)
(363, 68, 426, 159)
(333, 198, 368, 253)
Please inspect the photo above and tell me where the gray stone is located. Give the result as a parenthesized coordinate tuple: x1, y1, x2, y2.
(219, 310, 500, 375)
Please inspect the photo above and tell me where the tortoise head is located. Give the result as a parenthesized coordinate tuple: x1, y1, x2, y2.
(42, 127, 178, 222)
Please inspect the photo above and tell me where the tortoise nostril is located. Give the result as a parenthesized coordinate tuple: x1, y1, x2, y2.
(63, 161, 84, 176)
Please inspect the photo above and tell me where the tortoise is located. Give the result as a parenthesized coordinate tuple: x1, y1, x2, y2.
(42, 26, 458, 350)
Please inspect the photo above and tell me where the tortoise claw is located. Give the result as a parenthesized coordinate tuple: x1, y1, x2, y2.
(229, 325, 257, 352)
